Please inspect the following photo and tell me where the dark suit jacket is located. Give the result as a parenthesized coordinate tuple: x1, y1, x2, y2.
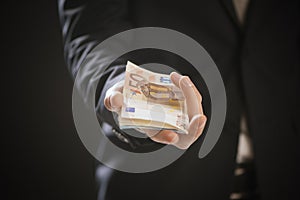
(58, 0, 300, 199)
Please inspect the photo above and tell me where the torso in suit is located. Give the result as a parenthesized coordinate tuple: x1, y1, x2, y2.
(59, 0, 300, 199)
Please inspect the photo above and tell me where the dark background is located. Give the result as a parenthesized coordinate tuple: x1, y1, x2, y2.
(3, 1, 96, 199)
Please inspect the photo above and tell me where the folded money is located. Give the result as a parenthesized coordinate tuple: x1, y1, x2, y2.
(119, 61, 189, 134)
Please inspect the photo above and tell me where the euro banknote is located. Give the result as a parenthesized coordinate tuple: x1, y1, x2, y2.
(118, 61, 189, 134)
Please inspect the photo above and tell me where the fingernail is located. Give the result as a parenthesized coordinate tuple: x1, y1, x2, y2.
(170, 72, 181, 83)
(181, 76, 193, 88)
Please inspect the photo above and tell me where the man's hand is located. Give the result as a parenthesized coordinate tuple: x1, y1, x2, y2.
(104, 80, 124, 113)
(104, 72, 207, 149)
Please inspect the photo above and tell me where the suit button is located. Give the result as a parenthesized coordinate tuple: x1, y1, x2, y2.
(112, 128, 129, 143)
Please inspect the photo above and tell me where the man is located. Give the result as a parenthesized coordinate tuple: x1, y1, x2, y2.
(58, 0, 299, 199)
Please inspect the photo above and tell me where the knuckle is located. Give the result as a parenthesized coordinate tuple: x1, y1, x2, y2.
(198, 93, 202, 102)
(164, 132, 178, 143)
(152, 131, 178, 144)
(165, 134, 176, 143)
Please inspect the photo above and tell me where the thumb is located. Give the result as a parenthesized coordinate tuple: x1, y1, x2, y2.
(104, 91, 124, 112)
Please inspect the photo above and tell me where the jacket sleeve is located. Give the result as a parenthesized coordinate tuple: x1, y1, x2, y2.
(58, 0, 161, 150)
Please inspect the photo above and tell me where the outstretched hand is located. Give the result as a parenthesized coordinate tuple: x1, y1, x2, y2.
(104, 72, 206, 149)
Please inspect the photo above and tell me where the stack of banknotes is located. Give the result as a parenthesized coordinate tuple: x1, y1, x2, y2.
(119, 61, 189, 134)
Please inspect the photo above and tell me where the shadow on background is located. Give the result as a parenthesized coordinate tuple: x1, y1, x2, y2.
(2, 1, 96, 200)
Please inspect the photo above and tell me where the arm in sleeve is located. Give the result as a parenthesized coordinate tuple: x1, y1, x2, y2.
(58, 0, 161, 150)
